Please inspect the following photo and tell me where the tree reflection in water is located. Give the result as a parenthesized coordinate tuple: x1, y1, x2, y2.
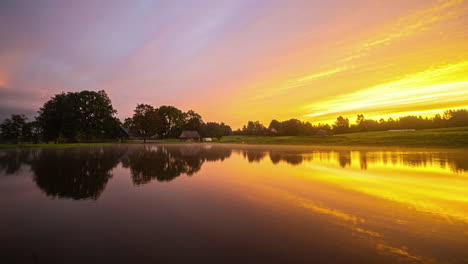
(30, 147, 126, 200)
(0, 147, 125, 200)
(0, 145, 232, 199)
(238, 147, 468, 173)
(122, 145, 232, 185)
(0, 149, 35, 175)
(0, 145, 467, 201)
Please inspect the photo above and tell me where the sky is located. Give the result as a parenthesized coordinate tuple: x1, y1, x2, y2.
(0, 0, 467, 128)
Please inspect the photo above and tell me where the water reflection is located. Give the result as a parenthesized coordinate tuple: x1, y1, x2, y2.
(0, 149, 32, 175)
(1, 144, 468, 263)
(0, 145, 467, 200)
(237, 146, 468, 173)
(30, 147, 126, 200)
(122, 145, 231, 185)
(0, 145, 232, 199)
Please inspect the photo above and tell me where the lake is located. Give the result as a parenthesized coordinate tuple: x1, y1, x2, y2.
(1, 144, 467, 263)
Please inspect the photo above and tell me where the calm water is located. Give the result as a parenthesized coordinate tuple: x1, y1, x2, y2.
(1, 144, 467, 264)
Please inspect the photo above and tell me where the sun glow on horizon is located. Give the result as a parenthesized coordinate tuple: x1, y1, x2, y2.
(225, 0, 468, 128)
(0, 0, 467, 127)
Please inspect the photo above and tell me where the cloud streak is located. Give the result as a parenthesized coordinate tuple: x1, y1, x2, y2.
(304, 61, 468, 122)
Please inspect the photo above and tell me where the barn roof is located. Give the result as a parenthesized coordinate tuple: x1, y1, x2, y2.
(179, 130, 201, 139)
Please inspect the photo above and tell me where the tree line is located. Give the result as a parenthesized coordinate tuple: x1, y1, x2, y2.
(122, 104, 231, 142)
(0, 90, 231, 143)
(233, 109, 468, 136)
(1, 89, 468, 143)
(0, 145, 233, 199)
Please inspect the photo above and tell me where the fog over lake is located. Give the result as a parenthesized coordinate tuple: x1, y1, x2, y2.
(1, 144, 467, 264)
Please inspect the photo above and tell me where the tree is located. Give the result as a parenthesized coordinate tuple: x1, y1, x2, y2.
(183, 110, 203, 131)
(242, 121, 268, 136)
(130, 104, 162, 142)
(280, 119, 307, 135)
(356, 114, 366, 131)
(122, 118, 133, 128)
(0, 114, 27, 143)
(157, 105, 184, 138)
(444, 109, 468, 127)
(201, 122, 232, 139)
(268, 120, 281, 131)
(71, 90, 119, 140)
(332, 116, 350, 134)
(433, 114, 443, 128)
(36, 90, 119, 143)
(36, 92, 70, 143)
(22, 121, 42, 143)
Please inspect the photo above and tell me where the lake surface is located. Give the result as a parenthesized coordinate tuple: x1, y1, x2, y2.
(1, 144, 467, 264)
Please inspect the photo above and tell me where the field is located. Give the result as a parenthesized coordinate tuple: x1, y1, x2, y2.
(1, 127, 467, 149)
(217, 126, 468, 148)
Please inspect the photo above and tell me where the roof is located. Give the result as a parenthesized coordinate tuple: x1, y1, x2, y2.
(121, 127, 136, 137)
(179, 130, 201, 139)
(316, 129, 329, 135)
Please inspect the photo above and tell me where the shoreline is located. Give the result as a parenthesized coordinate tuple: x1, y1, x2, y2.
(1, 127, 467, 150)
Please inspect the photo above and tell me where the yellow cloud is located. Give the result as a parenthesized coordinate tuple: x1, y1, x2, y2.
(363, 0, 466, 49)
(304, 61, 468, 121)
(295, 66, 351, 83)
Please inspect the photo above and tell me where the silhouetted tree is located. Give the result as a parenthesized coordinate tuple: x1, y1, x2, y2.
(122, 117, 133, 128)
(183, 110, 203, 132)
(22, 121, 41, 143)
(36, 90, 119, 143)
(157, 105, 185, 138)
(0, 114, 27, 143)
(332, 116, 350, 134)
(268, 120, 281, 131)
(130, 104, 162, 142)
(200, 122, 231, 139)
(444, 109, 468, 127)
(241, 121, 268, 136)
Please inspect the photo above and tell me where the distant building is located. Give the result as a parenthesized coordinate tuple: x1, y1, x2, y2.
(179, 131, 201, 141)
(119, 127, 137, 140)
(315, 129, 330, 135)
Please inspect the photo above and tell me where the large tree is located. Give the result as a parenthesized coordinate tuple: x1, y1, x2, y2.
(157, 105, 184, 138)
(130, 104, 162, 142)
(183, 110, 203, 132)
(71, 90, 119, 140)
(36, 90, 119, 143)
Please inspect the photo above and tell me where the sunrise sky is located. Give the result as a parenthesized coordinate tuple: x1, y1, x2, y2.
(1, 0, 467, 128)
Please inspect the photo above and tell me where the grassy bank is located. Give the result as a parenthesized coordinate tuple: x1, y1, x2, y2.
(217, 127, 468, 148)
(1, 127, 467, 149)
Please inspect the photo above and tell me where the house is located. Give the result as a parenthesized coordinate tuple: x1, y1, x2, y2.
(179, 131, 201, 142)
(119, 127, 137, 141)
(315, 129, 330, 135)
(269, 128, 278, 134)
